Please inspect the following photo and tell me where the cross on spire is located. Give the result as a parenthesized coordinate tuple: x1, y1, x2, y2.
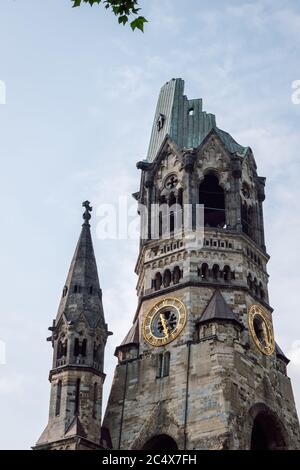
(82, 200, 92, 226)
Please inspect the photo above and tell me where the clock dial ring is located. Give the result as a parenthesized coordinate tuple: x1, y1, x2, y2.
(248, 304, 275, 356)
(143, 298, 187, 347)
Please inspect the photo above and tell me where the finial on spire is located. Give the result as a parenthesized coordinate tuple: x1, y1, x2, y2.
(82, 200, 92, 226)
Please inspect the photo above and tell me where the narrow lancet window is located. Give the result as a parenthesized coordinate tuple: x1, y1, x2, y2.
(55, 380, 62, 416)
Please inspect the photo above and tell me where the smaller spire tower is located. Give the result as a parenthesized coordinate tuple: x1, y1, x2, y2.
(34, 202, 111, 450)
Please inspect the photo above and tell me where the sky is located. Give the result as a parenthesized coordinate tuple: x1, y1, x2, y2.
(0, 0, 300, 450)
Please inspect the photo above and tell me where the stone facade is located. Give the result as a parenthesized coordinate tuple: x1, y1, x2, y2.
(103, 79, 300, 450)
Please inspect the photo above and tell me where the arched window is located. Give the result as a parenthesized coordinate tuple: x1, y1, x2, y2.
(199, 174, 225, 228)
(57, 339, 67, 359)
(177, 188, 183, 207)
(74, 338, 87, 360)
(259, 282, 265, 300)
(169, 192, 176, 206)
(57, 341, 63, 360)
(156, 352, 171, 379)
(170, 211, 175, 234)
(154, 272, 162, 291)
(93, 342, 102, 366)
(81, 339, 87, 357)
(62, 340, 67, 357)
(253, 278, 259, 296)
(200, 263, 209, 279)
(55, 380, 62, 416)
(89, 286, 93, 294)
(62, 286, 68, 297)
(92, 382, 97, 419)
(156, 353, 163, 379)
(173, 266, 182, 284)
(73, 284, 82, 294)
(247, 273, 253, 290)
(74, 338, 80, 357)
(163, 269, 171, 288)
(162, 351, 170, 377)
(223, 265, 231, 281)
(74, 378, 80, 415)
(212, 264, 220, 280)
(159, 211, 163, 237)
(241, 202, 255, 240)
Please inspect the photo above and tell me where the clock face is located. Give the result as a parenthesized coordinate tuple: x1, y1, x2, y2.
(143, 298, 187, 347)
(248, 304, 275, 356)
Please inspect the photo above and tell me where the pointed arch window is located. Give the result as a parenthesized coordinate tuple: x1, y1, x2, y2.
(57, 338, 67, 366)
(74, 338, 87, 362)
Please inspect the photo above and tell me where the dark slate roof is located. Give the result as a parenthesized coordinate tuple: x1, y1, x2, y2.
(64, 416, 86, 439)
(115, 320, 139, 355)
(198, 290, 243, 326)
(147, 78, 249, 162)
(275, 342, 290, 364)
(55, 218, 106, 329)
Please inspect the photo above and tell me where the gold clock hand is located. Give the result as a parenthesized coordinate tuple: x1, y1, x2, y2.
(160, 314, 169, 338)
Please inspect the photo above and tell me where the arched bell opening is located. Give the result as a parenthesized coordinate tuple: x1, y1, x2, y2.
(199, 173, 226, 228)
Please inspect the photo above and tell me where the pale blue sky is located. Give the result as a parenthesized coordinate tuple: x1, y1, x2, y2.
(0, 0, 300, 449)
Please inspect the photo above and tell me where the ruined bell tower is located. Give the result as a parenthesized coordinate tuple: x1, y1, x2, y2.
(103, 78, 300, 450)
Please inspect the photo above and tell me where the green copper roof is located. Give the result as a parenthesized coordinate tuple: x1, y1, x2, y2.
(147, 78, 248, 161)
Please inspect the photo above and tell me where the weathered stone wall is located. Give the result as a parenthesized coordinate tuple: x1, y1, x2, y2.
(104, 285, 300, 449)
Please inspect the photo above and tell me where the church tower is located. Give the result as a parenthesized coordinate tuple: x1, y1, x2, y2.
(103, 79, 300, 450)
(34, 202, 111, 450)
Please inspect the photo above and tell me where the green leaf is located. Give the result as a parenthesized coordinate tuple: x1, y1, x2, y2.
(130, 16, 148, 32)
(118, 15, 128, 25)
(71, 0, 148, 32)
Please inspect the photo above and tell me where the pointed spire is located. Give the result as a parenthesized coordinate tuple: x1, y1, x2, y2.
(198, 289, 243, 327)
(55, 201, 106, 329)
